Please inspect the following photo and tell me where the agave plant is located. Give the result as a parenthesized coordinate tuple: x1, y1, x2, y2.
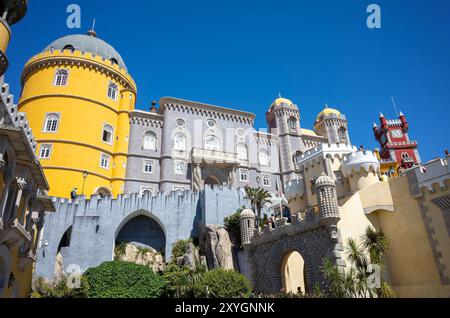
(321, 227, 395, 298)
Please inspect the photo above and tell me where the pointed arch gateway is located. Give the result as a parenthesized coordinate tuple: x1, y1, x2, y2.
(114, 210, 167, 257)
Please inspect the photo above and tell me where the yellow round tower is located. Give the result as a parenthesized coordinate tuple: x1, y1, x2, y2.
(18, 30, 136, 198)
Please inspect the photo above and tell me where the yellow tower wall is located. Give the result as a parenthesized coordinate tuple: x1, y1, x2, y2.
(0, 18, 10, 53)
(18, 50, 136, 198)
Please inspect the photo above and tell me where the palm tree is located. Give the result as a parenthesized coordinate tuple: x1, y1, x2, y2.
(244, 187, 272, 224)
(321, 228, 395, 298)
(361, 226, 389, 265)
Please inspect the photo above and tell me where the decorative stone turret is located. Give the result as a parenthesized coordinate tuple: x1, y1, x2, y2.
(240, 208, 256, 246)
(315, 173, 340, 242)
(342, 150, 380, 192)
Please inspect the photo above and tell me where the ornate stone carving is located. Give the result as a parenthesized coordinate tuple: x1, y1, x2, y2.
(192, 164, 203, 192)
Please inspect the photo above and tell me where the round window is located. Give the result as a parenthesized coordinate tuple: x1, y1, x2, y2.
(176, 118, 185, 127)
(206, 118, 217, 128)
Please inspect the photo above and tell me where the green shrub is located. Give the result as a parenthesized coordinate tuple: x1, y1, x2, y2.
(193, 269, 252, 298)
(171, 239, 193, 260)
(31, 276, 89, 298)
(83, 261, 165, 298)
(224, 209, 242, 246)
(162, 263, 206, 298)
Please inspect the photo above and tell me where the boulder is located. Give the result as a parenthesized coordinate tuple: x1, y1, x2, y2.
(201, 225, 236, 270)
(115, 243, 164, 273)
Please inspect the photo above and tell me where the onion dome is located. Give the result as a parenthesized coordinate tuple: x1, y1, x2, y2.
(314, 105, 342, 126)
(43, 30, 127, 71)
(315, 173, 335, 187)
(240, 208, 255, 219)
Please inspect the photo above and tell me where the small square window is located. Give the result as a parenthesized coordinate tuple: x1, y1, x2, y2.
(100, 154, 110, 169)
(174, 161, 185, 175)
(240, 169, 249, 182)
(143, 160, 154, 174)
(39, 144, 52, 159)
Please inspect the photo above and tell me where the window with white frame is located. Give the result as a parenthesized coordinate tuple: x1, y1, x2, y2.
(174, 133, 186, 151)
(39, 144, 52, 159)
(107, 82, 118, 101)
(143, 160, 154, 174)
(143, 131, 156, 150)
(258, 149, 270, 166)
(102, 124, 114, 144)
(139, 186, 154, 197)
(240, 169, 249, 182)
(174, 161, 185, 175)
(173, 186, 185, 194)
(205, 135, 220, 151)
(262, 175, 271, 187)
(43, 113, 59, 132)
(236, 143, 248, 161)
(54, 69, 68, 86)
(100, 153, 110, 169)
(334, 171, 344, 184)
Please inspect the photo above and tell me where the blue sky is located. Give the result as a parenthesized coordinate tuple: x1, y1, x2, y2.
(5, 0, 450, 161)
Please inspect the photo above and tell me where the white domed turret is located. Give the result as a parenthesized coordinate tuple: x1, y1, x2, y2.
(342, 151, 380, 192)
(240, 208, 256, 245)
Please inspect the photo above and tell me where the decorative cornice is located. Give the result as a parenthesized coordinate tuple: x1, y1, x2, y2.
(21, 52, 136, 93)
(160, 97, 255, 125)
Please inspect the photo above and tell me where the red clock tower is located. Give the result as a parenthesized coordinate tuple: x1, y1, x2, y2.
(373, 112, 421, 171)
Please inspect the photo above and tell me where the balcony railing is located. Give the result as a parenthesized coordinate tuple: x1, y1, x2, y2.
(191, 148, 240, 165)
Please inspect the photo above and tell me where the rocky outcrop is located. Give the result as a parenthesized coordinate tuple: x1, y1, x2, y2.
(200, 225, 237, 270)
(115, 243, 164, 273)
(176, 242, 207, 270)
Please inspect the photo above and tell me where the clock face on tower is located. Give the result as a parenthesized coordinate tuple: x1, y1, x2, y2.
(391, 129, 403, 138)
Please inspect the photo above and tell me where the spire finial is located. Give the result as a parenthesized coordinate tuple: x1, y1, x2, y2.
(391, 96, 399, 117)
(87, 19, 97, 37)
(278, 92, 282, 99)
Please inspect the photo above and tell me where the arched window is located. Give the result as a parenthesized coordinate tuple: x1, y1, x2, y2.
(174, 133, 186, 151)
(143, 131, 156, 150)
(258, 149, 270, 166)
(143, 160, 153, 174)
(39, 144, 52, 159)
(338, 127, 347, 143)
(54, 69, 68, 86)
(110, 58, 118, 65)
(288, 117, 297, 132)
(402, 152, 410, 159)
(236, 143, 248, 161)
(205, 135, 220, 151)
(262, 175, 271, 187)
(102, 124, 114, 144)
(107, 82, 118, 101)
(174, 161, 185, 175)
(44, 113, 59, 132)
(240, 169, 249, 182)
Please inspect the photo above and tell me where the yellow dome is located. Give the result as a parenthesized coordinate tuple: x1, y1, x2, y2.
(315, 106, 341, 122)
(272, 97, 293, 107)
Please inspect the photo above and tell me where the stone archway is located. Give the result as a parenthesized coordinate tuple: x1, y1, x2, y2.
(54, 226, 72, 280)
(115, 211, 166, 256)
(204, 175, 220, 186)
(95, 187, 112, 198)
(281, 251, 307, 294)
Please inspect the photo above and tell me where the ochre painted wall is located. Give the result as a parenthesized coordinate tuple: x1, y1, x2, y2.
(18, 51, 136, 198)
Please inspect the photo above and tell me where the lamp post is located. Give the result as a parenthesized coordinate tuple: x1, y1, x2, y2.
(81, 171, 88, 196)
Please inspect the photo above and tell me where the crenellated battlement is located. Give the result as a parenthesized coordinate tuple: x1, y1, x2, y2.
(342, 150, 380, 177)
(21, 50, 136, 91)
(409, 155, 450, 192)
(295, 143, 356, 168)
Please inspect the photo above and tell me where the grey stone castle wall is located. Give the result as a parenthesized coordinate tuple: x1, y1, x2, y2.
(35, 186, 253, 279)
